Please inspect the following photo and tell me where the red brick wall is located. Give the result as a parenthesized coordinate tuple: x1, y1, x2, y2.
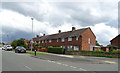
(39, 37, 82, 50)
(81, 28, 96, 51)
(34, 28, 96, 51)
(111, 35, 120, 47)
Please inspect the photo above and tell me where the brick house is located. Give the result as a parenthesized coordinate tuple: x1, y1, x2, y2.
(110, 34, 120, 49)
(33, 27, 96, 51)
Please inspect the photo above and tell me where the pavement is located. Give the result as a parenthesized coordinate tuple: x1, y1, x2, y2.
(2, 50, 119, 71)
(39, 52, 119, 64)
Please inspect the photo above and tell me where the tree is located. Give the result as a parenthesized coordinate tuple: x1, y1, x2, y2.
(96, 40, 101, 46)
(11, 40, 18, 49)
(33, 42, 39, 50)
(0, 42, 5, 45)
(17, 38, 25, 46)
(11, 38, 28, 49)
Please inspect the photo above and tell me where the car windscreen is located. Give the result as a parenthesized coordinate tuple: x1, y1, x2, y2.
(17, 47, 25, 49)
(7, 46, 11, 47)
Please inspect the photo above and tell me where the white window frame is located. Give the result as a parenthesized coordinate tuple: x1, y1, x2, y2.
(67, 46, 73, 51)
(88, 38, 90, 44)
(39, 41, 41, 44)
(73, 46, 79, 51)
(42, 40, 44, 43)
(61, 38, 65, 42)
(68, 37, 72, 41)
(45, 40, 47, 43)
(76, 36, 79, 41)
(49, 40, 52, 43)
(57, 39, 59, 42)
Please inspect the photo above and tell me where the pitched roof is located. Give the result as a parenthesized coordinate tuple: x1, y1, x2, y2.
(110, 34, 120, 42)
(34, 27, 88, 41)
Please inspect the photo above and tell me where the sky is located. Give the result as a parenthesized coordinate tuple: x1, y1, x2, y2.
(0, 0, 119, 46)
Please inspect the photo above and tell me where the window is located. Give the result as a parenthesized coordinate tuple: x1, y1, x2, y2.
(68, 37, 72, 41)
(49, 40, 52, 43)
(73, 46, 79, 51)
(88, 38, 90, 44)
(62, 46, 65, 48)
(45, 40, 47, 43)
(57, 39, 59, 42)
(42, 40, 44, 43)
(67, 46, 73, 51)
(39, 41, 41, 44)
(76, 36, 79, 41)
(61, 38, 65, 42)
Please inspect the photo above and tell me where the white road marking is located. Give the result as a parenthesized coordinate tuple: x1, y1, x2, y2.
(47, 60, 87, 71)
(56, 62, 62, 65)
(24, 65, 32, 70)
(62, 64, 68, 66)
(79, 68, 87, 71)
(58, 55, 74, 58)
(103, 61, 117, 64)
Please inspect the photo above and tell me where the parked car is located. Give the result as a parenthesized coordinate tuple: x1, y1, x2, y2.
(4, 45, 13, 51)
(2, 45, 6, 50)
(1, 46, 5, 50)
(0, 46, 2, 50)
(15, 46, 26, 53)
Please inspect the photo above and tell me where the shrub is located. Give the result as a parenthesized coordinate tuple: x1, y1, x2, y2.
(110, 50, 120, 54)
(39, 46, 43, 49)
(96, 49, 104, 52)
(47, 47, 64, 54)
(22, 44, 28, 49)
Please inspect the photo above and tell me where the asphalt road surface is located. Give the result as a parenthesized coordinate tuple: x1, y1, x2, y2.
(2, 50, 119, 71)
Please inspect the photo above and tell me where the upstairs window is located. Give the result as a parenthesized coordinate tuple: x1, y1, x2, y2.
(57, 39, 59, 42)
(88, 38, 90, 44)
(68, 37, 72, 41)
(76, 36, 79, 41)
(61, 38, 65, 42)
(42, 40, 44, 43)
(49, 40, 52, 43)
(39, 41, 41, 44)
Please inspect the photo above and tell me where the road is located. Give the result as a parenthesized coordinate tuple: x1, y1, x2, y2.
(2, 50, 119, 71)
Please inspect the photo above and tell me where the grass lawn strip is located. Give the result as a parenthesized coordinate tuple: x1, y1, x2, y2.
(26, 51, 47, 55)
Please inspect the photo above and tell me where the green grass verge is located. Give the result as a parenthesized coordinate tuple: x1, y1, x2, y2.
(26, 51, 47, 55)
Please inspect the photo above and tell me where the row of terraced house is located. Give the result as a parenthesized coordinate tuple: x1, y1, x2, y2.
(32, 27, 96, 51)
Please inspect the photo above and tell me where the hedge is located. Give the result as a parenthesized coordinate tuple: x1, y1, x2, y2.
(47, 47, 64, 54)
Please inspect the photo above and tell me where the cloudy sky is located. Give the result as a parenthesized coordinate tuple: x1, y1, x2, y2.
(0, 0, 119, 45)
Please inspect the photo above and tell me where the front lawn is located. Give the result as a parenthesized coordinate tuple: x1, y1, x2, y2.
(26, 51, 47, 55)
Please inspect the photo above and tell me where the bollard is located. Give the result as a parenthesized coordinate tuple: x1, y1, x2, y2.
(34, 49, 36, 56)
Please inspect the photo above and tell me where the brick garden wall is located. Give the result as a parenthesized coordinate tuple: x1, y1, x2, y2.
(66, 52, 120, 58)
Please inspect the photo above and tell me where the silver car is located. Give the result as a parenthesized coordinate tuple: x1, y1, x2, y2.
(5, 45, 13, 51)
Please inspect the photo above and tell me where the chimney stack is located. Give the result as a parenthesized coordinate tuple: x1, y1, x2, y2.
(72, 27, 76, 31)
(43, 34, 45, 36)
(58, 30, 61, 33)
(36, 35, 39, 37)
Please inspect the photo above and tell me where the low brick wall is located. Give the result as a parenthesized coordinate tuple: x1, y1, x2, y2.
(66, 52, 120, 58)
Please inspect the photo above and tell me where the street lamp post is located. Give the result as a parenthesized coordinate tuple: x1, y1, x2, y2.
(31, 18, 36, 56)
(31, 18, 34, 33)
(31, 18, 34, 51)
